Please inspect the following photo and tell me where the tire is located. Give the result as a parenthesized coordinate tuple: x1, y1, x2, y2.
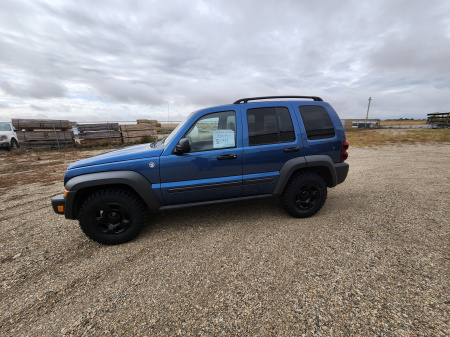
(280, 171, 327, 218)
(78, 189, 147, 245)
(10, 139, 19, 150)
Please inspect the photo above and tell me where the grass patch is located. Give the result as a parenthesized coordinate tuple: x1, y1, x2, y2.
(346, 129, 450, 147)
(379, 120, 426, 126)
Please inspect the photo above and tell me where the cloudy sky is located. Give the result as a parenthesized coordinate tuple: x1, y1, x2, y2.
(0, 0, 449, 122)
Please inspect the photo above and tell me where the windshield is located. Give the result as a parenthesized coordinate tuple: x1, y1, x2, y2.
(163, 110, 197, 146)
(0, 123, 12, 131)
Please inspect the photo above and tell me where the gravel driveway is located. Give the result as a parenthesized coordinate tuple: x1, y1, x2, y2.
(1, 144, 449, 336)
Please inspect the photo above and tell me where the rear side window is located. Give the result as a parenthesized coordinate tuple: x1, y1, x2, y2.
(247, 107, 295, 146)
(298, 106, 335, 140)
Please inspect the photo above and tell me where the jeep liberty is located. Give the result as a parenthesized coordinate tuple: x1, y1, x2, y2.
(52, 96, 349, 244)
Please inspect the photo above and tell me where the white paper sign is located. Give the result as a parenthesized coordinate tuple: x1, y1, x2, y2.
(213, 130, 235, 148)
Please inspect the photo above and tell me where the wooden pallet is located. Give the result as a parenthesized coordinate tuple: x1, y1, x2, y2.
(122, 136, 157, 144)
(120, 124, 157, 132)
(12, 118, 72, 130)
(79, 138, 123, 146)
(16, 131, 74, 141)
(121, 130, 156, 138)
(77, 123, 122, 146)
(136, 119, 162, 127)
(19, 141, 74, 149)
(78, 131, 122, 140)
(77, 123, 119, 134)
(16, 130, 74, 149)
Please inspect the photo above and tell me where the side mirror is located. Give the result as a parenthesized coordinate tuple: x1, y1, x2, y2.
(173, 138, 190, 155)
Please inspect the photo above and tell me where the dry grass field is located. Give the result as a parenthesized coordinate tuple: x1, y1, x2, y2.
(1, 129, 449, 336)
(379, 120, 427, 126)
(346, 128, 450, 147)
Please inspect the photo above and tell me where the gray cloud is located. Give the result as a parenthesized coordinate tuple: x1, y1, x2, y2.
(30, 104, 48, 111)
(0, 79, 67, 99)
(0, 0, 449, 121)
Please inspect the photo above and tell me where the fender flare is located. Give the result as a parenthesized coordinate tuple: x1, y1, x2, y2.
(64, 171, 161, 219)
(273, 155, 338, 195)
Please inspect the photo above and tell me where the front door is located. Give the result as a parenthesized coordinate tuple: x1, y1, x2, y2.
(160, 109, 243, 205)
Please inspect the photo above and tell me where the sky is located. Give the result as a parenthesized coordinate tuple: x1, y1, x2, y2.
(0, 0, 449, 123)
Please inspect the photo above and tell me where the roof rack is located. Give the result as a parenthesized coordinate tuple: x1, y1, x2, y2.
(233, 96, 323, 104)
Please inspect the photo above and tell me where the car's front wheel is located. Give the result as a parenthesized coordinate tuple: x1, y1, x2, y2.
(78, 189, 147, 245)
(10, 138, 19, 150)
(280, 171, 327, 218)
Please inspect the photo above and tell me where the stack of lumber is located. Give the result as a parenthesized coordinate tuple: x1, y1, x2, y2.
(77, 123, 122, 146)
(159, 123, 178, 134)
(12, 119, 71, 130)
(120, 124, 157, 144)
(137, 119, 161, 130)
(12, 118, 74, 149)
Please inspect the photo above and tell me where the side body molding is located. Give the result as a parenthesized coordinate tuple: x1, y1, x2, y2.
(64, 171, 161, 219)
(273, 155, 340, 195)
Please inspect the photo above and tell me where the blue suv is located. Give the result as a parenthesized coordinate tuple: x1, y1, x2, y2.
(52, 96, 349, 244)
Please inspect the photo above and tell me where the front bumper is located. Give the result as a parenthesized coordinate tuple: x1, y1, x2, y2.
(51, 194, 65, 214)
(0, 141, 10, 148)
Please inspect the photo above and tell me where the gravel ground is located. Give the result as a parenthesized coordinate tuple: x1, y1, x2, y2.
(0, 144, 449, 336)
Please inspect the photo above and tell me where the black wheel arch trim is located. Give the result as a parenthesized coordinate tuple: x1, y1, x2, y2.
(273, 155, 349, 195)
(64, 171, 161, 219)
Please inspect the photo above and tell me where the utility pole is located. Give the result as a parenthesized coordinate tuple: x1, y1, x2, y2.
(365, 97, 372, 128)
(167, 103, 170, 124)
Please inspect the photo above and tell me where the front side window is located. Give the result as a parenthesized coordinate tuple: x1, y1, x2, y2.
(185, 110, 236, 152)
(298, 106, 335, 140)
(247, 107, 295, 146)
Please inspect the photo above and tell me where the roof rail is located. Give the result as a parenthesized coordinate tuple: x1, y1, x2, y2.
(233, 96, 323, 104)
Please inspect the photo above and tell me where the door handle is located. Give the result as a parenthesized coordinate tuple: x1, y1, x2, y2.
(283, 147, 299, 153)
(217, 154, 238, 160)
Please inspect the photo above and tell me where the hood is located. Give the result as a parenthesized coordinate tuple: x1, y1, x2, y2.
(68, 143, 164, 170)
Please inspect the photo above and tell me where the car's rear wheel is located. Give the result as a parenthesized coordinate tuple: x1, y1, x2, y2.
(78, 189, 147, 245)
(280, 171, 327, 218)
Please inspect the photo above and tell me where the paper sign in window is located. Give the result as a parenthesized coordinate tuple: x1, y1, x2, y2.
(213, 130, 235, 148)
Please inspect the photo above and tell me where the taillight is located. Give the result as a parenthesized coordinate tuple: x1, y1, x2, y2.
(340, 140, 349, 162)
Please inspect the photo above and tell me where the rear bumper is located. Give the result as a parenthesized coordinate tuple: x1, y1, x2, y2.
(335, 162, 349, 185)
(51, 194, 65, 215)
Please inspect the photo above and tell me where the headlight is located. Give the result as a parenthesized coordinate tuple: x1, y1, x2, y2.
(0, 135, 7, 141)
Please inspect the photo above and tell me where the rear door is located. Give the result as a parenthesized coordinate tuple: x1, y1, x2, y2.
(159, 108, 243, 205)
(241, 103, 302, 196)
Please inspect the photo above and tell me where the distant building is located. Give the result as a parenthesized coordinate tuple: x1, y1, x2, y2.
(341, 119, 380, 129)
(427, 112, 450, 128)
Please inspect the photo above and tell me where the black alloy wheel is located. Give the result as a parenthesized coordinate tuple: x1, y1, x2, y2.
(281, 171, 327, 218)
(79, 189, 147, 245)
(293, 182, 321, 210)
(94, 203, 132, 235)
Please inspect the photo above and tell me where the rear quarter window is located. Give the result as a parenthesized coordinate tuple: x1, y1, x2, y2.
(298, 106, 335, 140)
